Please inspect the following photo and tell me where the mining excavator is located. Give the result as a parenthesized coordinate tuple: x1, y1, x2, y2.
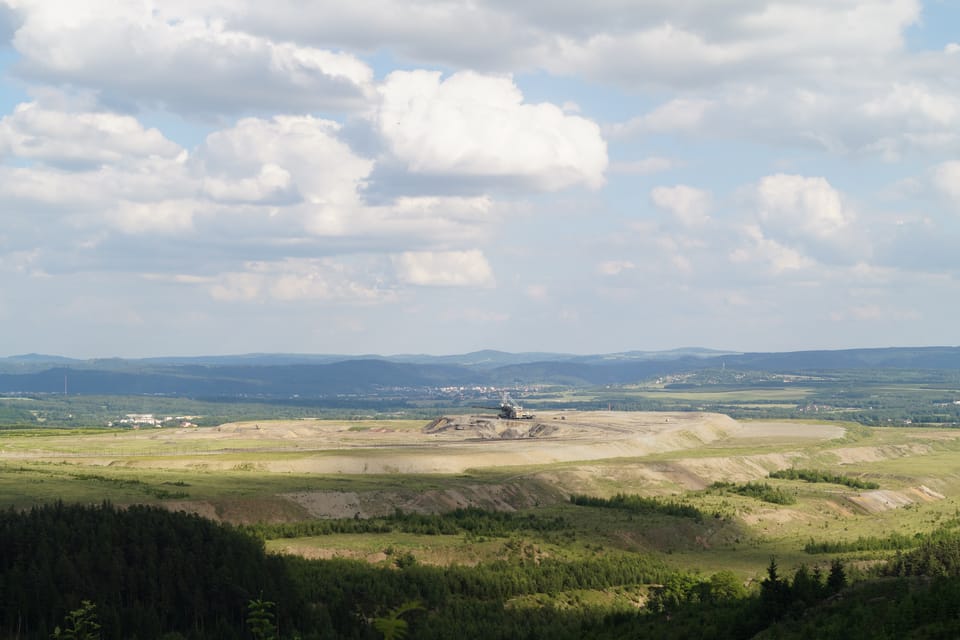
(477, 392, 534, 420)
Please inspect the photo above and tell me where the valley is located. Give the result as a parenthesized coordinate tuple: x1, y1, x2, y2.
(4, 411, 960, 584)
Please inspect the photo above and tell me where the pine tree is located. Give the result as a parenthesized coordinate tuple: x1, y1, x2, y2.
(246, 598, 277, 640)
(760, 556, 791, 617)
(373, 600, 424, 640)
(51, 600, 101, 640)
(827, 559, 847, 593)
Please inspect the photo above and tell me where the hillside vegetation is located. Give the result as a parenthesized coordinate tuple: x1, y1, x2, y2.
(3, 358, 960, 638)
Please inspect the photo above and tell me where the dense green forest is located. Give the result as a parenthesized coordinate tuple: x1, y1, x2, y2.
(0, 503, 297, 639)
(7, 503, 960, 639)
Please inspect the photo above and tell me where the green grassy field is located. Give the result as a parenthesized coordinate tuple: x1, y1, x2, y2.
(3, 412, 960, 588)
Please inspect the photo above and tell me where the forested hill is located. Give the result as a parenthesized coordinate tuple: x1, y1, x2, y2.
(0, 346, 957, 396)
(10, 502, 960, 639)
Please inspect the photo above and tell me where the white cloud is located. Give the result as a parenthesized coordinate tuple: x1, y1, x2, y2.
(0, 249, 45, 277)
(544, 1, 919, 89)
(193, 115, 373, 237)
(862, 83, 959, 127)
(393, 250, 495, 287)
(358, 196, 495, 244)
(0, 117, 202, 241)
(597, 260, 635, 276)
(2, 0, 959, 356)
(108, 200, 196, 235)
(202, 164, 297, 205)
(2, 0, 949, 165)
(608, 98, 712, 137)
(0, 104, 506, 274)
(650, 185, 711, 227)
(218, 0, 919, 88)
(207, 272, 263, 302)
(611, 75, 960, 159)
(753, 174, 852, 240)
(389, 195, 493, 222)
(208, 258, 395, 303)
(0, 165, 113, 210)
(729, 225, 815, 274)
(223, 0, 534, 70)
(0, 101, 182, 167)
(377, 70, 607, 190)
(609, 157, 679, 175)
(652, 235, 700, 275)
(5, 0, 373, 114)
(194, 116, 498, 243)
(196, 115, 370, 208)
(933, 161, 960, 203)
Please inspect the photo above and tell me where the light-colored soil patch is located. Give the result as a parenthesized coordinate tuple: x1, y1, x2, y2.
(844, 485, 946, 514)
(740, 507, 812, 526)
(161, 500, 221, 521)
(915, 484, 946, 500)
(670, 453, 802, 485)
(830, 444, 932, 464)
(158, 496, 310, 524)
(816, 499, 857, 518)
(285, 491, 364, 518)
(523, 448, 824, 497)
(731, 421, 845, 440)
(847, 490, 917, 513)
(284, 482, 565, 519)
(910, 431, 960, 442)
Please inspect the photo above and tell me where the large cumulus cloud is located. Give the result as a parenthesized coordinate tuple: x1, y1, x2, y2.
(2, 0, 375, 114)
(377, 70, 607, 190)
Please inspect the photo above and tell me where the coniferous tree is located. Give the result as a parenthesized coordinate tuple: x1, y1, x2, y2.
(761, 557, 791, 618)
(246, 598, 277, 640)
(827, 559, 847, 593)
(51, 600, 100, 640)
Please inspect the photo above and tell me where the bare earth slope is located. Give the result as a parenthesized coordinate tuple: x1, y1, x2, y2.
(10, 411, 932, 523)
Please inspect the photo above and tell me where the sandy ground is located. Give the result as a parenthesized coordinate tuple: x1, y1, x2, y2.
(846, 484, 947, 514)
(829, 443, 932, 464)
(1, 412, 847, 476)
(732, 421, 845, 439)
(283, 481, 565, 519)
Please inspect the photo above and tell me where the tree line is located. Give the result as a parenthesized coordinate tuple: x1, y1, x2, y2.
(709, 481, 796, 505)
(243, 507, 571, 540)
(568, 492, 706, 521)
(768, 468, 879, 490)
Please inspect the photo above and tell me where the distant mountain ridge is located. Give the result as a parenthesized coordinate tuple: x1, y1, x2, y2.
(0, 346, 956, 396)
(1, 347, 737, 370)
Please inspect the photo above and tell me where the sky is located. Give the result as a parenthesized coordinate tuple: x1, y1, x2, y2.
(0, 0, 958, 358)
